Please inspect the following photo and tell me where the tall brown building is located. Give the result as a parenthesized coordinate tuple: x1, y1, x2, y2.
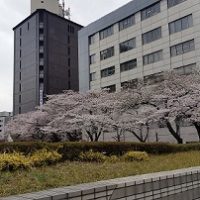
(13, 9, 82, 115)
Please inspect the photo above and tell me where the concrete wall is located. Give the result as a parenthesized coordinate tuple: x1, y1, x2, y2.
(31, 0, 61, 16)
(94, 126, 199, 144)
(3, 167, 200, 200)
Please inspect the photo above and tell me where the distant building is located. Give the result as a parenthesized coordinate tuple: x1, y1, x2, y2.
(13, 8, 82, 115)
(79, 0, 199, 92)
(0, 112, 12, 140)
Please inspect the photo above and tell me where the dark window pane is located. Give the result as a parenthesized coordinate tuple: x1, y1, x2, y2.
(141, 2, 160, 20)
(120, 59, 137, 72)
(120, 38, 136, 53)
(119, 15, 135, 31)
(101, 66, 115, 78)
(100, 47, 114, 60)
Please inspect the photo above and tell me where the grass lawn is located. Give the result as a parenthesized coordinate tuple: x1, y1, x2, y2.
(1, 151, 200, 197)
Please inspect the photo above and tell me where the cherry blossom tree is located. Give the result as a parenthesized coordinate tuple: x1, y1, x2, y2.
(6, 110, 49, 141)
(6, 71, 200, 144)
(42, 90, 119, 141)
(145, 72, 200, 143)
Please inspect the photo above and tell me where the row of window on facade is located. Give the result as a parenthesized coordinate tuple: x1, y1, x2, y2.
(94, 62, 196, 93)
(89, 0, 188, 45)
(90, 39, 195, 82)
(89, 14, 193, 65)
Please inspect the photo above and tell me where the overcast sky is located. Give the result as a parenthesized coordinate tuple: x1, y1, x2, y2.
(0, 0, 131, 112)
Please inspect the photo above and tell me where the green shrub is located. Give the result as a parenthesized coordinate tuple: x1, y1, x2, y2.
(0, 152, 31, 171)
(30, 149, 62, 167)
(0, 142, 61, 155)
(123, 151, 149, 162)
(106, 155, 119, 163)
(1, 142, 200, 161)
(79, 150, 106, 163)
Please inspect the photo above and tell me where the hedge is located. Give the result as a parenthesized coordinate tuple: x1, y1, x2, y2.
(0, 142, 200, 161)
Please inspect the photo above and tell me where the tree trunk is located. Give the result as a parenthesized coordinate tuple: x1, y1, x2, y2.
(166, 121, 183, 144)
(193, 122, 200, 141)
(86, 131, 94, 142)
(130, 130, 146, 143)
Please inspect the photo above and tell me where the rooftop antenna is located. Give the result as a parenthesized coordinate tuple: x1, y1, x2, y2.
(61, 0, 71, 20)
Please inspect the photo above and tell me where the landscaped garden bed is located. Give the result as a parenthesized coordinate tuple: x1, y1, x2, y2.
(1, 142, 200, 197)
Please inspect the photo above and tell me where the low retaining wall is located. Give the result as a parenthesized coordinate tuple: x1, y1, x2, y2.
(2, 167, 200, 200)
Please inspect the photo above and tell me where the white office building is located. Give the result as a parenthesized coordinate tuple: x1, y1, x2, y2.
(78, 0, 200, 92)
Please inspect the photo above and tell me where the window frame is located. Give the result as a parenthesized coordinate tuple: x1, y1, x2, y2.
(119, 38, 136, 53)
(141, 2, 160, 21)
(100, 46, 115, 61)
(142, 27, 162, 45)
(101, 66, 115, 78)
(120, 59, 137, 72)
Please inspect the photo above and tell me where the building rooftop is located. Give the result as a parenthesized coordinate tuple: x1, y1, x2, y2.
(79, 0, 159, 36)
(13, 9, 83, 30)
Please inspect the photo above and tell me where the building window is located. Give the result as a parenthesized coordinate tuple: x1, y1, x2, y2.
(39, 12, 44, 21)
(89, 54, 96, 65)
(90, 72, 96, 81)
(89, 34, 95, 45)
(144, 72, 164, 85)
(174, 63, 196, 75)
(39, 65, 44, 71)
(68, 58, 71, 66)
(120, 59, 137, 72)
(102, 85, 116, 93)
(39, 22, 44, 29)
(19, 95, 21, 104)
(170, 39, 195, 57)
(143, 50, 163, 65)
(167, 0, 187, 8)
(27, 22, 29, 30)
(68, 25, 75, 34)
(20, 50, 21, 58)
(68, 69, 71, 78)
(68, 36, 70, 44)
(121, 79, 138, 89)
(142, 27, 162, 45)
(120, 38, 136, 53)
(141, 2, 160, 20)
(101, 66, 115, 78)
(20, 61, 21, 69)
(39, 28, 44, 34)
(119, 15, 135, 31)
(20, 38, 21, 47)
(169, 14, 193, 34)
(99, 26, 113, 40)
(100, 46, 114, 60)
(68, 47, 71, 56)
